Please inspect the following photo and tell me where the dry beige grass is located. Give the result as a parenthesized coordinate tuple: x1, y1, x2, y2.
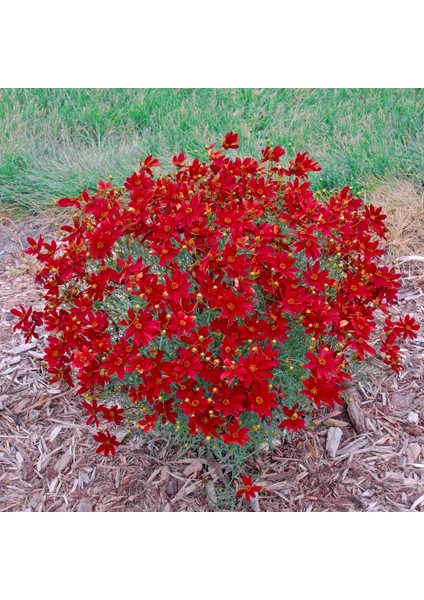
(369, 180, 424, 256)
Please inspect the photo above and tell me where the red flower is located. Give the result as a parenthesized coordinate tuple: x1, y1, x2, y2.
(72, 345, 96, 371)
(97, 179, 113, 191)
(153, 398, 178, 425)
(82, 399, 102, 427)
(236, 475, 261, 501)
(189, 412, 224, 438)
(101, 404, 124, 426)
(214, 385, 247, 418)
(234, 344, 279, 386)
(303, 261, 333, 292)
(44, 336, 67, 369)
(222, 423, 251, 446)
(300, 376, 344, 409)
(279, 403, 306, 432)
(94, 430, 120, 456)
(141, 155, 160, 175)
(285, 152, 321, 178)
(303, 346, 343, 381)
(261, 145, 285, 163)
(121, 308, 161, 347)
(137, 413, 158, 432)
(23, 235, 44, 256)
(222, 131, 239, 150)
(149, 240, 180, 266)
(247, 385, 278, 418)
(11, 304, 42, 337)
(173, 347, 202, 380)
(87, 219, 123, 259)
(344, 335, 376, 360)
(397, 315, 419, 340)
(166, 310, 197, 338)
(179, 387, 209, 416)
(172, 152, 186, 167)
(363, 204, 387, 237)
(163, 268, 192, 303)
(218, 290, 254, 321)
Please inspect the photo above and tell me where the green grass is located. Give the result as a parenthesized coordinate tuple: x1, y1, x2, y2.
(0, 89, 423, 213)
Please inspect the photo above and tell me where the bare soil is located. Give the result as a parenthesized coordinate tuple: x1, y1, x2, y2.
(1, 213, 423, 512)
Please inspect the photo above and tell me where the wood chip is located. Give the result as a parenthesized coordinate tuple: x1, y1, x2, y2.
(347, 394, 367, 432)
(405, 426, 422, 437)
(206, 457, 228, 484)
(205, 482, 218, 506)
(407, 443, 422, 464)
(410, 492, 424, 511)
(171, 478, 200, 504)
(385, 471, 405, 483)
(326, 427, 343, 458)
(305, 440, 320, 460)
(5, 342, 37, 354)
(250, 496, 261, 512)
(391, 393, 412, 410)
(323, 418, 349, 429)
(53, 449, 73, 474)
(77, 500, 93, 512)
(182, 458, 204, 477)
(165, 479, 178, 497)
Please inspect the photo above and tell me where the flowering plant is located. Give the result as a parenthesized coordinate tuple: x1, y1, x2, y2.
(12, 133, 419, 463)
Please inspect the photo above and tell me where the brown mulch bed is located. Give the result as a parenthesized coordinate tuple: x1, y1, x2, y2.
(0, 214, 423, 512)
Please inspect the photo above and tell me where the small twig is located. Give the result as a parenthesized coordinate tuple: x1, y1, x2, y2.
(397, 255, 424, 264)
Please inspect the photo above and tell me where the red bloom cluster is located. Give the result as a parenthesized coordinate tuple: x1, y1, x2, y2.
(12, 133, 419, 456)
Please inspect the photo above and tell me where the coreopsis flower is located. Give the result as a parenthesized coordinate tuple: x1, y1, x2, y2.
(141, 155, 160, 175)
(300, 376, 344, 409)
(261, 145, 285, 163)
(137, 414, 158, 432)
(72, 345, 96, 371)
(23, 235, 44, 256)
(222, 131, 239, 150)
(101, 405, 124, 426)
(236, 475, 261, 501)
(234, 344, 280, 386)
(303, 346, 343, 381)
(172, 152, 186, 167)
(82, 399, 102, 427)
(284, 152, 321, 178)
(344, 335, 376, 360)
(247, 384, 278, 418)
(87, 219, 124, 260)
(279, 403, 306, 432)
(214, 386, 247, 418)
(153, 399, 178, 425)
(94, 430, 120, 456)
(223, 424, 251, 446)
(218, 290, 254, 321)
(10, 304, 42, 340)
(363, 204, 387, 237)
(396, 315, 420, 339)
(190, 412, 224, 438)
(121, 308, 161, 347)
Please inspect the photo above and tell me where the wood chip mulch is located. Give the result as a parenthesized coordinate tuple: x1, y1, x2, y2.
(0, 215, 423, 511)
